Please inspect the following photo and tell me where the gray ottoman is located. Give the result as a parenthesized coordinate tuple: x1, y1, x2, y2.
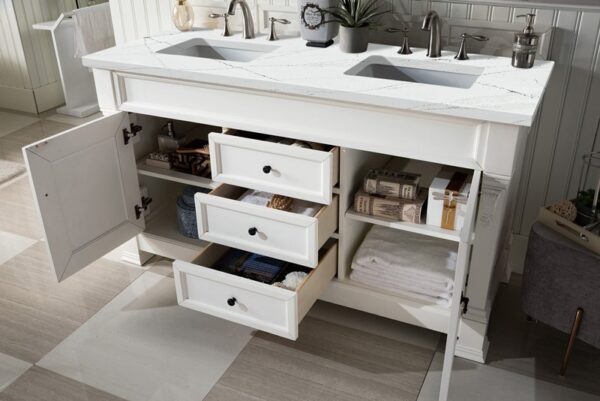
(522, 222, 600, 375)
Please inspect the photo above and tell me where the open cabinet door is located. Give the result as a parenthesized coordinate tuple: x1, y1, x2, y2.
(23, 112, 145, 282)
(438, 170, 482, 401)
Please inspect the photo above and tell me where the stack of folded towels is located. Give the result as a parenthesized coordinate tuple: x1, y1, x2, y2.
(350, 225, 457, 307)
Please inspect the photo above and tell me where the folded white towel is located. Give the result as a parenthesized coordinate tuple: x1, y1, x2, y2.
(352, 225, 457, 287)
(352, 260, 453, 294)
(238, 190, 320, 217)
(351, 270, 451, 307)
(73, 3, 115, 58)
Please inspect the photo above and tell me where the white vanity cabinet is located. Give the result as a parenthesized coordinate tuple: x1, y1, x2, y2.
(21, 29, 552, 400)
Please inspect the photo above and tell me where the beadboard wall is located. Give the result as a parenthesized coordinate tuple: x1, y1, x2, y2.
(111, 0, 600, 273)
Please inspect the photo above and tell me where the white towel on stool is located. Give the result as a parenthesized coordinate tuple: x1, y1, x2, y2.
(73, 3, 115, 58)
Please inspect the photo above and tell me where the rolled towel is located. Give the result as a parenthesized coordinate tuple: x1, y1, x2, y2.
(73, 3, 115, 58)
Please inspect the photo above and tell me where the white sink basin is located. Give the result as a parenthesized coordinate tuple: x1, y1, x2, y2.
(157, 38, 278, 62)
(346, 56, 484, 89)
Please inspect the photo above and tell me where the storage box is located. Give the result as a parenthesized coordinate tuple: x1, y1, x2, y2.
(426, 168, 472, 231)
(538, 203, 600, 255)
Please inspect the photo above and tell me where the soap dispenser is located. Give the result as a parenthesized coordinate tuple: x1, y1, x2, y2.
(512, 13, 538, 69)
(172, 0, 194, 32)
(158, 121, 186, 153)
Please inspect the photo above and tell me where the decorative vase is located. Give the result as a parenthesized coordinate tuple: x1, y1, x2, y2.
(298, 0, 339, 47)
(172, 0, 194, 32)
(339, 25, 369, 53)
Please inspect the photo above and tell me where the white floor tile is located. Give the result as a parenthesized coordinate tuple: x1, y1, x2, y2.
(38, 271, 254, 401)
(417, 352, 600, 401)
(0, 231, 36, 265)
(0, 111, 38, 138)
(0, 352, 31, 391)
(309, 301, 441, 350)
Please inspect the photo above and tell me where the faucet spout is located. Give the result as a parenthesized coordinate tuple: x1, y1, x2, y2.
(421, 10, 441, 58)
(227, 0, 255, 39)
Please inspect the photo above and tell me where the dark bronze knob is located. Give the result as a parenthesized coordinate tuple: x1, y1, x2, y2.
(263, 165, 272, 174)
(227, 297, 236, 306)
(248, 227, 257, 236)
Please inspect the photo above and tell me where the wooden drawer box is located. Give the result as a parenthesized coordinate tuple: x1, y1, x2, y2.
(195, 184, 338, 267)
(209, 132, 339, 205)
(173, 242, 337, 340)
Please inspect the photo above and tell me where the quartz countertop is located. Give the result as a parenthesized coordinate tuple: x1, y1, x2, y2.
(82, 29, 554, 127)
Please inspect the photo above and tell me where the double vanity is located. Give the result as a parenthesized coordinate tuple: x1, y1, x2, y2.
(23, 28, 553, 401)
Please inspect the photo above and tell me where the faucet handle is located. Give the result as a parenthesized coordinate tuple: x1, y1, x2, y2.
(268, 17, 291, 41)
(386, 27, 412, 55)
(454, 33, 489, 60)
(209, 13, 231, 37)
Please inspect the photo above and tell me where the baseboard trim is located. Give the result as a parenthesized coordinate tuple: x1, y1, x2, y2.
(0, 85, 37, 113)
(455, 340, 489, 363)
(34, 81, 65, 113)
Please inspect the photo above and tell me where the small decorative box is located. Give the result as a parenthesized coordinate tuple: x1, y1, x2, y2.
(426, 168, 472, 231)
(363, 169, 421, 200)
(354, 189, 426, 223)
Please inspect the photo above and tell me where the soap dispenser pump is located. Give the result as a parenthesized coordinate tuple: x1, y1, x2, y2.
(512, 13, 538, 69)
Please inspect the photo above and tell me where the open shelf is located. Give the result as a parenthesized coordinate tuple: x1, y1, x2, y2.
(139, 203, 209, 262)
(322, 277, 452, 334)
(345, 209, 461, 242)
(137, 160, 218, 190)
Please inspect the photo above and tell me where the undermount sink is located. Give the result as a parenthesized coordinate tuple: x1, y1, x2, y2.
(345, 56, 484, 89)
(157, 38, 277, 62)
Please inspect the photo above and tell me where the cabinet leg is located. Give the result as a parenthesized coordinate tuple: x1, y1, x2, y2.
(560, 308, 584, 376)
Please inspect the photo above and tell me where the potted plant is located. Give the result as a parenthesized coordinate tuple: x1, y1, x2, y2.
(326, 0, 388, 53)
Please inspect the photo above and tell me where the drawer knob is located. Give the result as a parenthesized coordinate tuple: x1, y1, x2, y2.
(262, 165, 272, 174)
(248, 227, 257, 236)
(227, 297, 237, 307)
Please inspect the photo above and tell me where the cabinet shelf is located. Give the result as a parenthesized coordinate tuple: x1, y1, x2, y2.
(139, 203, 209, 262)
(323, 277, 451, 334)
(137, 160, 218, 190)
(345, 209, 461, 242)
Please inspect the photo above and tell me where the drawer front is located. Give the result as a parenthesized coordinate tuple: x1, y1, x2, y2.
(195, 188, 338, 268)
(209, 133, 339, 204)
(173, 243, 337, 340)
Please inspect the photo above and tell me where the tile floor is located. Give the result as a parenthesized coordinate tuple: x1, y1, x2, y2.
(0, 107, 599, 401)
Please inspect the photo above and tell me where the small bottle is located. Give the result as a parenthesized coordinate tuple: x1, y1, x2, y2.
(512, 13, 539, 69)
(158, 121, 186, 153)
(172, 0, 194, 32)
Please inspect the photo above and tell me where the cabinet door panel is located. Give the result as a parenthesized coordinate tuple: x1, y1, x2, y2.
(23, 112, 144, 282)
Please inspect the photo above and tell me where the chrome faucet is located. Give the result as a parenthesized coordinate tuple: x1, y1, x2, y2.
(227, 0, 255, 39)
(421, 10, 441, 57)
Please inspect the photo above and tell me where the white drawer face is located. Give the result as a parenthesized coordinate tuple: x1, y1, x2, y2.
(173, 242, 337, 340)
(209, 132, 339, 204)
(195, 185, 338, 268)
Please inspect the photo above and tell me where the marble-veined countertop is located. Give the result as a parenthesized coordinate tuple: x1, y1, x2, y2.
(82, 29, 554, 127)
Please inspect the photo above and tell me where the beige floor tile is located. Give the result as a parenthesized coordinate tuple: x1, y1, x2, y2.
(0, 176, 43, 239)
(0, 231, 36, 265)
(206, 316, 434, 401)
(44, 112, 103, 126)
(0, 140, 25, 164)
(0, 120, 73, 147)
(0, 353, 31, 392)
(0, 111, 38, 139)
(0, 366, 126, 401)
(0, 242, 142, 363)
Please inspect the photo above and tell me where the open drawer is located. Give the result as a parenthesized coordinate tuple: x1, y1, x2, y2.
(195, 184, 338, 268)
(173, 242, 337, 340)
(209, 131, 339, 204)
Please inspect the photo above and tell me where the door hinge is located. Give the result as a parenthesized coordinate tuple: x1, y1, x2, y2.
(123, 123, 142, 145)
(460, 293, 470, 314)
(135, 196, 153, 219)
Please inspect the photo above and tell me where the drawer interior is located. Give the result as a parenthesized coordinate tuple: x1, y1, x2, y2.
(188, 240, 338, 293)
(222, 128, 336, 153)
(207, 184, 329, 219)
